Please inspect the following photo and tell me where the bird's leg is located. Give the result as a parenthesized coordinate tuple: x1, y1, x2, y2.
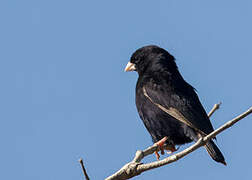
(154, 137, 168, 160)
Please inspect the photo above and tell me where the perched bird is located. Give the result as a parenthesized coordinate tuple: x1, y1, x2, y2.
(125, 45, 226, 165)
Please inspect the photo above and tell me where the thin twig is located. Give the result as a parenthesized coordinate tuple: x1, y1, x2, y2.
(208, 102, 221, 117)
(105, 106, 252, 180)
(79, 158, 90, 180)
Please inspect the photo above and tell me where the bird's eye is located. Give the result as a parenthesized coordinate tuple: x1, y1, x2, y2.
(134, 58, 141, 64)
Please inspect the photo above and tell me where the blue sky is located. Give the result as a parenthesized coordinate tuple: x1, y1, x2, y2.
(1, 0, 252, 179)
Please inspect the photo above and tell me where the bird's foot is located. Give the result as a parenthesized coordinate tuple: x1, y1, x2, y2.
(154, 151, 161, 160)
(165, 146, 177, 154)
(154, 137, 177, 160)
(154, 137, 168, 160)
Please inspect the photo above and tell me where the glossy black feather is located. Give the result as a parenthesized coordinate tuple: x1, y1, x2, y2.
(129, 45, 226, 165)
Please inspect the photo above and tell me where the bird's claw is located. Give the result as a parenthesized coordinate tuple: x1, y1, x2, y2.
(154, 137, 177, 160)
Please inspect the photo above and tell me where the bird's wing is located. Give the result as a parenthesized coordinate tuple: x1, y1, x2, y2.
(143, 84, 214, 136)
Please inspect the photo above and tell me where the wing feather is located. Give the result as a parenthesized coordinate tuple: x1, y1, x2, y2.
(143, 82, 214, 135)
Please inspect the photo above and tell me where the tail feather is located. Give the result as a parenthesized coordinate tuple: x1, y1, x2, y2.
(205, 140, 226, 165)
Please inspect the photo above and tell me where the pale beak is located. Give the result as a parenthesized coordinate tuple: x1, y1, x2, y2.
(124, 62, 136, 72)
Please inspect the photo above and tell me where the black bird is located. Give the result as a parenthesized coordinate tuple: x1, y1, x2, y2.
(125, 45, 226, 165)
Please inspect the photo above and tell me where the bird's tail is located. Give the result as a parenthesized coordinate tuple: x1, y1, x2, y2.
(205, 140, 226, 165)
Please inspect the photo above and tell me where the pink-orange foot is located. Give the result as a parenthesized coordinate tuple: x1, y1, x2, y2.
(154, 137, 177, 160)
(164, 145, 177, 154)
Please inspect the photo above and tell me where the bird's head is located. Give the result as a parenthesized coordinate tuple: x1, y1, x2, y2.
(124, 45, 177, 75)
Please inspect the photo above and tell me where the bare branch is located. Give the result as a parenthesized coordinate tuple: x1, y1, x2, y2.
(105, 106, 252, 180)
(79, 158, 90, 180)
